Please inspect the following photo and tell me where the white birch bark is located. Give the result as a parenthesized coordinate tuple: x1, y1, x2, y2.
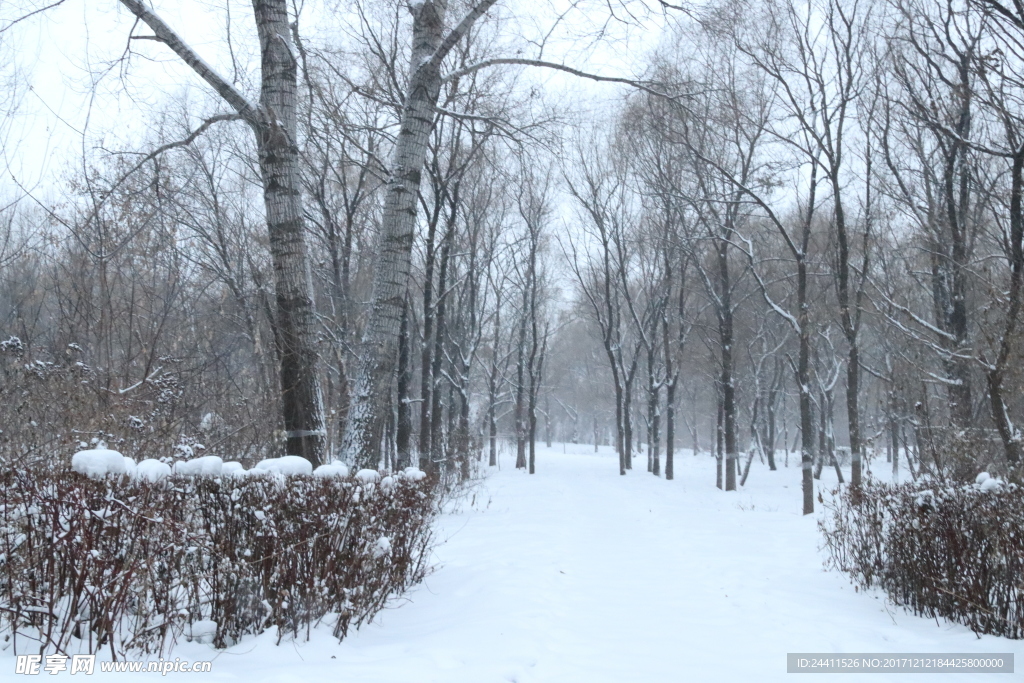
(120, 0, 326, 465)
(341, 0, 498, 467)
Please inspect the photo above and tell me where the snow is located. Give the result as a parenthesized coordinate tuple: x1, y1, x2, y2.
(173, 455, 223, 477)
(401, 466, 427, 482)
(255, 456, 313, 476)
(121, 456, 137, 477)
(980, 477, 1003, 493)
(976, 471, 991, 485)
(17, 444, 1024, 682)
(71, 449, 128, 478)
(187, 620, 217, 645)
(372, 536, 392, 558)
(313, 462, 350, 478)
(354, 469, 381, 484)
(221, 461, 246, 477)
(199, 412, 217, 431)
(135, 459, 171, 482)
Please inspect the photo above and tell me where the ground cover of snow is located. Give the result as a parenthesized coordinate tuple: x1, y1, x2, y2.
(8, 444, 1022, 682)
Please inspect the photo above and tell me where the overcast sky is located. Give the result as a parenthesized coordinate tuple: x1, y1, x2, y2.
(0, 0, 673, 201)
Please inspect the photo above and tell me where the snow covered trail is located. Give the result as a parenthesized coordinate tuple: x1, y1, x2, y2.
(3, 444, 1021, 682)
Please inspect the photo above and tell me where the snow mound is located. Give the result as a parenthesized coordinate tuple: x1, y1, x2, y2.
(187, 619, 217, 644)
(174, 455, 224, 477)
(314, 462, 350, 478)
(122, 456, 137, 477)
(135, 459, 171, 482)
(255, 456, 313, 476)
(355, 469, 381, 484)
(72, 448, 128, 479)
(401, 466, 427, 482)
(976, 471, 991, 485)
(380, 475, 397, 491)
(221, 461, 246, 477)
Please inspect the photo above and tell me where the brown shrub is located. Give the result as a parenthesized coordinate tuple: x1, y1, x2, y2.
(0, 467, 435, 657)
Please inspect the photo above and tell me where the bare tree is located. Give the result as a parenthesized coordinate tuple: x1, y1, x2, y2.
(119, 0, 326, 465)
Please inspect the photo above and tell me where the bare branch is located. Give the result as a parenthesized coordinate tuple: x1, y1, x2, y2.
(118, 0, 261, 125)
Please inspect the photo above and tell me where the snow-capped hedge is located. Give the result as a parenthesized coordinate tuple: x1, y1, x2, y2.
(821, 477, 1024, 639)
(0, 465, 436, 658)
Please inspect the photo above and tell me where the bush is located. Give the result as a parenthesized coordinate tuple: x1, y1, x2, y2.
(821, 479, 1024, 638)
(0, 338, 281, 470)
(0, 467, 435, 657)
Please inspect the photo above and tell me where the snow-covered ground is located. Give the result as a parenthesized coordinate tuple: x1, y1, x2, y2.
(3, 444, 1021, 682)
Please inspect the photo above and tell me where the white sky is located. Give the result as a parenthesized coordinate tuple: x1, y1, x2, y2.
(0, 0, 674, 199)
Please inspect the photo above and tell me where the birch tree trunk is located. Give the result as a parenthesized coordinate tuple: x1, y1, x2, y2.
(342, 0, 499, 467)
(119, 0, 326, 466)
(342, 3, 447, 468)
(252, 1, 325, 466)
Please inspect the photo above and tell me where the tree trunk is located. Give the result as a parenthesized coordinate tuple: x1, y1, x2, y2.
(545, 395, 552, 448)
(342, 0, 451, 468)
(798, 256, 815, 514)
(418, 216, 440, 471)
(396, 296, 413, 468)
(119, 0, 329, 467)
(253, 3, 327, 466)
(665, 375, 675, 480)
(717, 238, 738, 492)
(765, 371, 778, 471)
(487, 293, 501, 467)
(514, 302, 529, 470)
(429, 224, 453, 472)
(716, 392, 724, 490)
(623, 381, 634, 470)
(985, 148, 1024, 468)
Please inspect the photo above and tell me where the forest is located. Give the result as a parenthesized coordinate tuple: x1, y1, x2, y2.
(1, 0, 1024, 676)
(3, 0, 1022, 508)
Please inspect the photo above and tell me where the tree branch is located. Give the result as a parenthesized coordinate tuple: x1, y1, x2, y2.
(118, 0, 261, 125)
(442, 58, 681, 101)
(425, 0, 502, 73)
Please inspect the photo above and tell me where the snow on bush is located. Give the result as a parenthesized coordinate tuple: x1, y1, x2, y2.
(314, 461, 350, 478)
(401, 466, 427, 482)
(255, 455, 313, 476)
(821, 479, 1024, 638)
(373, 536, 392, 558)
(0, 465, 436, 658)
(355, 468, 381, 484)
(976, 472, 1004, 492)
(173, 455, 223, 476)
(221, 461, 246, 477)
(135, 458, 171, 482)
(70, 448, 129, 478)
(122, 456, 137, 477)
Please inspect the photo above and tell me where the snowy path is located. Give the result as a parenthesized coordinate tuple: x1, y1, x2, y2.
(4, 445, 1021, 682)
